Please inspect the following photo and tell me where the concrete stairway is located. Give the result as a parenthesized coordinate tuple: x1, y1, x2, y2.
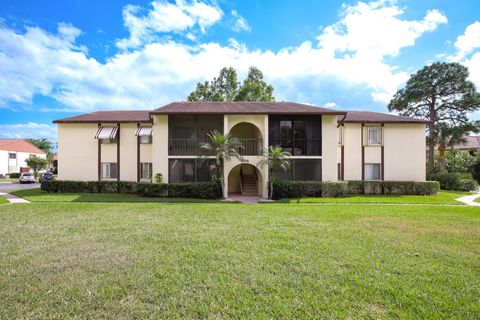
(241, 174, 258, 196)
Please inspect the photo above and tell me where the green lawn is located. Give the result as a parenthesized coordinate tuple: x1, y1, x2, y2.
(0, 178, 18, 183)
(276, 190, 470, 205)
(10, 188, 220, 203)
(0, 197, 7, 204)
(0, 202, 479, 319)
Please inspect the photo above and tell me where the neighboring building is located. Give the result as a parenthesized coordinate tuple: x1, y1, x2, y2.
(451, 136, 480, 154)
(53, 102, 428, 198)
(0, 139, 47, 176)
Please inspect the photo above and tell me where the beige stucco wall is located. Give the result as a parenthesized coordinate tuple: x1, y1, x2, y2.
(152, 115, 169, 182)
(119, 123, 137, 181)
(364, 146, 381, 163)
(321, 115, 338, 181)
(342, 123, 362, 180)
(140, 144, 152, 163)
(384, 124, 426, 181)
(58, 123, 98, 180)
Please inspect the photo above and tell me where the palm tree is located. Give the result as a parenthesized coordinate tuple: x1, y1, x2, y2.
(258, 146, 291, 199)
(199, 130, 244, 196)
(435, 122, 479, 171)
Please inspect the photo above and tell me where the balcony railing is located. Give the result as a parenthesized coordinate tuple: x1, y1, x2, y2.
(169, 138, 263, 156)
(269, 139, 321, 156)
(238, 139, 263, 156)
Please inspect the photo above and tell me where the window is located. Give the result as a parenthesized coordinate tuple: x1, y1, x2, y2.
(8, 153, 16, 159)
(29, 154, 37, 158)
(337, 127, 343, 145)
(101, 162, 118, 179)
(364, 163, 381, 180)
(367, 127, 381, 145)
(140, 163, 152, 180)
(169, 159, 217, 183)
(139, 135, 152, 144)
(269, 116, 322, 155)
(275, 159, 322, 181)
(101, 138, 117, 144)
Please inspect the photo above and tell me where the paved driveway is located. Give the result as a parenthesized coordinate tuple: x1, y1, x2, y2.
(0, 182, 40, 192)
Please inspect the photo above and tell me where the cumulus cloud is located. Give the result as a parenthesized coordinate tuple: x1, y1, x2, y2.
(448, 21, 480, 90)
(117, 0, 223, 49)
(0, 122, 57, 141)
(231, 10, 251, 32)
(0, 0, 448, 113)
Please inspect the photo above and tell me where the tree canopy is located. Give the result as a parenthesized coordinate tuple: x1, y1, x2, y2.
(388, 62, 480, 170)
(187, 66, 274, 102)
(27, 138, 54, 158)
(25, 157, 48, 178)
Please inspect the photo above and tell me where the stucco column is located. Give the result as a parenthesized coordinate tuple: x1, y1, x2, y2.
(152, 115, 169, 183)
(223, 115, 229, 198)
(322, 115, 338, 181)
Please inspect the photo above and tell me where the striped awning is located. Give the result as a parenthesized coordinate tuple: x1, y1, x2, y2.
(135, 127, 153, 136)
(95, 126, 118, 139)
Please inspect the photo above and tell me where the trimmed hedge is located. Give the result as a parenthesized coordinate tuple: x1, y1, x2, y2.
(272, 180, 439, 199)
(8, 173, 21, 178)
(271, 181, 348, 200)
(41, 180, 222, 199)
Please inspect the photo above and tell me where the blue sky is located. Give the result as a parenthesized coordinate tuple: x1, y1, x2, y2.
(0, 0, 479, 142)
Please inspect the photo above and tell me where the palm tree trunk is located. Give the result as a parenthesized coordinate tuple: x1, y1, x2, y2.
(438, 144, 446, 172)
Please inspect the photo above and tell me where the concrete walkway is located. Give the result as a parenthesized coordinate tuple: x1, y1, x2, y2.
(0, 192, 30, 204)
(455, 191, 480, 206)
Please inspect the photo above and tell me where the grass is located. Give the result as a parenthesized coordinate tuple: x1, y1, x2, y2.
(0, 202, 479, 319)
(276, 190, 471, 205)
(0, 197, 7, 204)
(10, 188, 220, 203)
(0, 178, 18, 183)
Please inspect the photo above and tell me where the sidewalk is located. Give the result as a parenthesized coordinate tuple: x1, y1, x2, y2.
(0, 192, 30, 204)
(455, 191, 480, 206)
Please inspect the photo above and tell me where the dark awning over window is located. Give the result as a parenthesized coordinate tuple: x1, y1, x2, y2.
(95, 126, 118, 139)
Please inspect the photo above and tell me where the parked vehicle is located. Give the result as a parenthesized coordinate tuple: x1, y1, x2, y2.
(39, 172, 54, 183)
(19, 172, 35, 183)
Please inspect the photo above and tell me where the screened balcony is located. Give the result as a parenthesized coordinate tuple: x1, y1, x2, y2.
(168, 115, 223, 156)
(268, 116, 322, 156)
(229, 122, 263, 156)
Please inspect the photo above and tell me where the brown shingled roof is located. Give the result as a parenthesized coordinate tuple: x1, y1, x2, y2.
(53, 110, 152, 123)
(0, 139, 46, 154)
(452, 136, 480, 150)
(150, 101, 347, 115)
(337, 110, 429, 124)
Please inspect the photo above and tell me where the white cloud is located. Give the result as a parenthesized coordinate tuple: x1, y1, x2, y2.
(448, 21, 480, 91)
(231, 10, 251, 32)
(453, 21, 480, 59)
(0, 0, 448, 113)
(0, 122, 57, 141)
(117, 0, 222, 49)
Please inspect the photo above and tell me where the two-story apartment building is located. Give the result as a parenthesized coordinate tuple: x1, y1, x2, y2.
(0, 139, 47, 176)
(54, 102, 428, 198)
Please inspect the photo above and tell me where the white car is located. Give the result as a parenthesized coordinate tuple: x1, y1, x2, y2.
(19, 172, 35, 183)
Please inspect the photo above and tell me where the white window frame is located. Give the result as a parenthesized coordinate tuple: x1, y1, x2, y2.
(140, 162, 152, 180)
(139, 135, 152, 144)
(367, 126, 382, 145)
(101, 162, 118, 180)
(337, 126, 343, 145)
(364, 163, 381, 180)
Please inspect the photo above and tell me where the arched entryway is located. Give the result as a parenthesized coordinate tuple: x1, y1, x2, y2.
(229, 122, 263, 156)
(227, 163, 262, 197)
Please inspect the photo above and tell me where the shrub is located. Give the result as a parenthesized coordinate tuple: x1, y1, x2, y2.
(271, 180, 347, 199)
(382, 181, 439, 195)
(346, 180, 363, 194)
(134, 182, 167, 197)
(428, 172, 478, 191)
(42, 180, 222, 199)
(8, 173, 21, 178)
(322, 181, 348, 197)
(154, 173, 163, 183)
